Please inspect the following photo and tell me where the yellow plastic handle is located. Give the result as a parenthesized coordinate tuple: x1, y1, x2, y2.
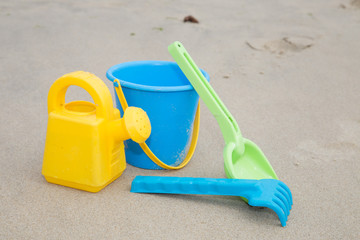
(48, 71, 114, 120)
(114, 79, 199, 170)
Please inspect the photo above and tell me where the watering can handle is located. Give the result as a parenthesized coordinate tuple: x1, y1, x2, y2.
(168, 41, 243, 146)
(114, 79, 199, 170)
(48, 71, 114, 120)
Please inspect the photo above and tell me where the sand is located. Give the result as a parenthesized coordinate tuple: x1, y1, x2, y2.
(1, 0, 360, 239)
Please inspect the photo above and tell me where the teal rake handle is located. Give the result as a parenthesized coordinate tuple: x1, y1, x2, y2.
(131, 176, 254, 197)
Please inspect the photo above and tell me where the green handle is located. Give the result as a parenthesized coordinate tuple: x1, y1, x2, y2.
(168, 41, 244, 148)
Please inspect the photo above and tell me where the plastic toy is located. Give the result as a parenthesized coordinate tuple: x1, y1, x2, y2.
(168, 42, 278, 186)
(42, 71, 151, 192)
(106, 61, 210, 170)
(131, 176, 293, 227)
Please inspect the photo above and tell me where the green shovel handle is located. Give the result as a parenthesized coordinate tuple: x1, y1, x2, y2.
(168, 41, 244, 148)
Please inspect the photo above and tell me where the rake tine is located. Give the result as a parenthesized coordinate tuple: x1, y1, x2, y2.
(276, 186, 292, 210)
(278, 181, 293, 206)
(274, 198, 288, 226)
(275, 192, 290, 216)
(264, 201, 287, 227)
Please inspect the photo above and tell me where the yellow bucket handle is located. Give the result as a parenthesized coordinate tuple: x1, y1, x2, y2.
(113, 79, 199, 170)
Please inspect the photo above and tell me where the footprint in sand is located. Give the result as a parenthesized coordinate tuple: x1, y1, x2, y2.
(351, 0, 360, 8)
(246, 36, 314, 55)
(339, 0, 360, 9)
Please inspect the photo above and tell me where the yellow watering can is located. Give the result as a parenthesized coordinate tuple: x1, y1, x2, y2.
(42, 71, 151, 192)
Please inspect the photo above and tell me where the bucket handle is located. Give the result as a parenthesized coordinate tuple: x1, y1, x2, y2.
(113, 79, 199, 170)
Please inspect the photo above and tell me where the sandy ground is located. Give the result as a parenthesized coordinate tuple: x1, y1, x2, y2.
(1, 0, 360, 239)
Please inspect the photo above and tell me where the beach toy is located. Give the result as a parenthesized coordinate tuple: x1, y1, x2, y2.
(106, 61, 210, 170)
(168, 42, 279, 189)
(42, 71, 151, 192)
(131, 176, 293, 226)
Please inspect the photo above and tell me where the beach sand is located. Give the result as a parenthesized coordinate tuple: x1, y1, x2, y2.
(1, 0, 359, 239)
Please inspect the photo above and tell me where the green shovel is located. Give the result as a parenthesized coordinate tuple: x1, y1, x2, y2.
(168, 41, 278, 187)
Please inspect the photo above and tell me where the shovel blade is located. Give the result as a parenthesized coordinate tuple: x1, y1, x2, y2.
(224, 139, 278, 180)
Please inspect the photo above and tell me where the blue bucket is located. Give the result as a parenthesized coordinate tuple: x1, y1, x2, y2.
(106, 61, 209, 170)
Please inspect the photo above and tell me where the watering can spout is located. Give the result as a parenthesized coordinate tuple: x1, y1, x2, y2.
(111, 107, 151, 144)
